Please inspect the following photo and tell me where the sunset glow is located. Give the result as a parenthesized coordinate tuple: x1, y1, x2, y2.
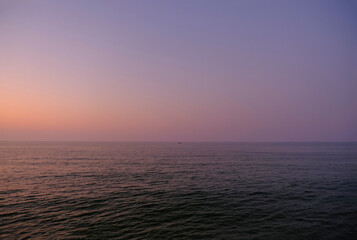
(1, 0, 356, 141)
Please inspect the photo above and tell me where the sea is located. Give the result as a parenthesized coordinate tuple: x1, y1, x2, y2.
(0, 142, 356, 239)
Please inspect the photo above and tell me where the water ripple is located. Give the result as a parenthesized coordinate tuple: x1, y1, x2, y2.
(0, 142, 356, 239)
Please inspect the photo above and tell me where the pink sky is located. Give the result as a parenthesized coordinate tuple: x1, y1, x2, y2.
(1, 0, 356, 141)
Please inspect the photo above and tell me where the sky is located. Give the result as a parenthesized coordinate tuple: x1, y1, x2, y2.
(1, 0, 356, 141)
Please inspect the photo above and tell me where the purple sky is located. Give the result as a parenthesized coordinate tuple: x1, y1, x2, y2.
(1, 0, 356, 141)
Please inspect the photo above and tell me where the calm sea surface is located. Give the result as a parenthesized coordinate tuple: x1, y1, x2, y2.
(0, 142, 356, 239)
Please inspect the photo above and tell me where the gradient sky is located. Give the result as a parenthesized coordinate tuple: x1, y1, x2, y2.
(1, 0, 357, 141)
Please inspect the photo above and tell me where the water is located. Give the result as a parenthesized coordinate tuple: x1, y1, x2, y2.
(0, 142, 356, 239)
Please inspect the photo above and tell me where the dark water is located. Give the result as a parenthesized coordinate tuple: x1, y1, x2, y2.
(0, 142, 356, 239)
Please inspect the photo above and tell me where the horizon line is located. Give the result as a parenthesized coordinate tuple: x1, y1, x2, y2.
(1, 140, 356, 143)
